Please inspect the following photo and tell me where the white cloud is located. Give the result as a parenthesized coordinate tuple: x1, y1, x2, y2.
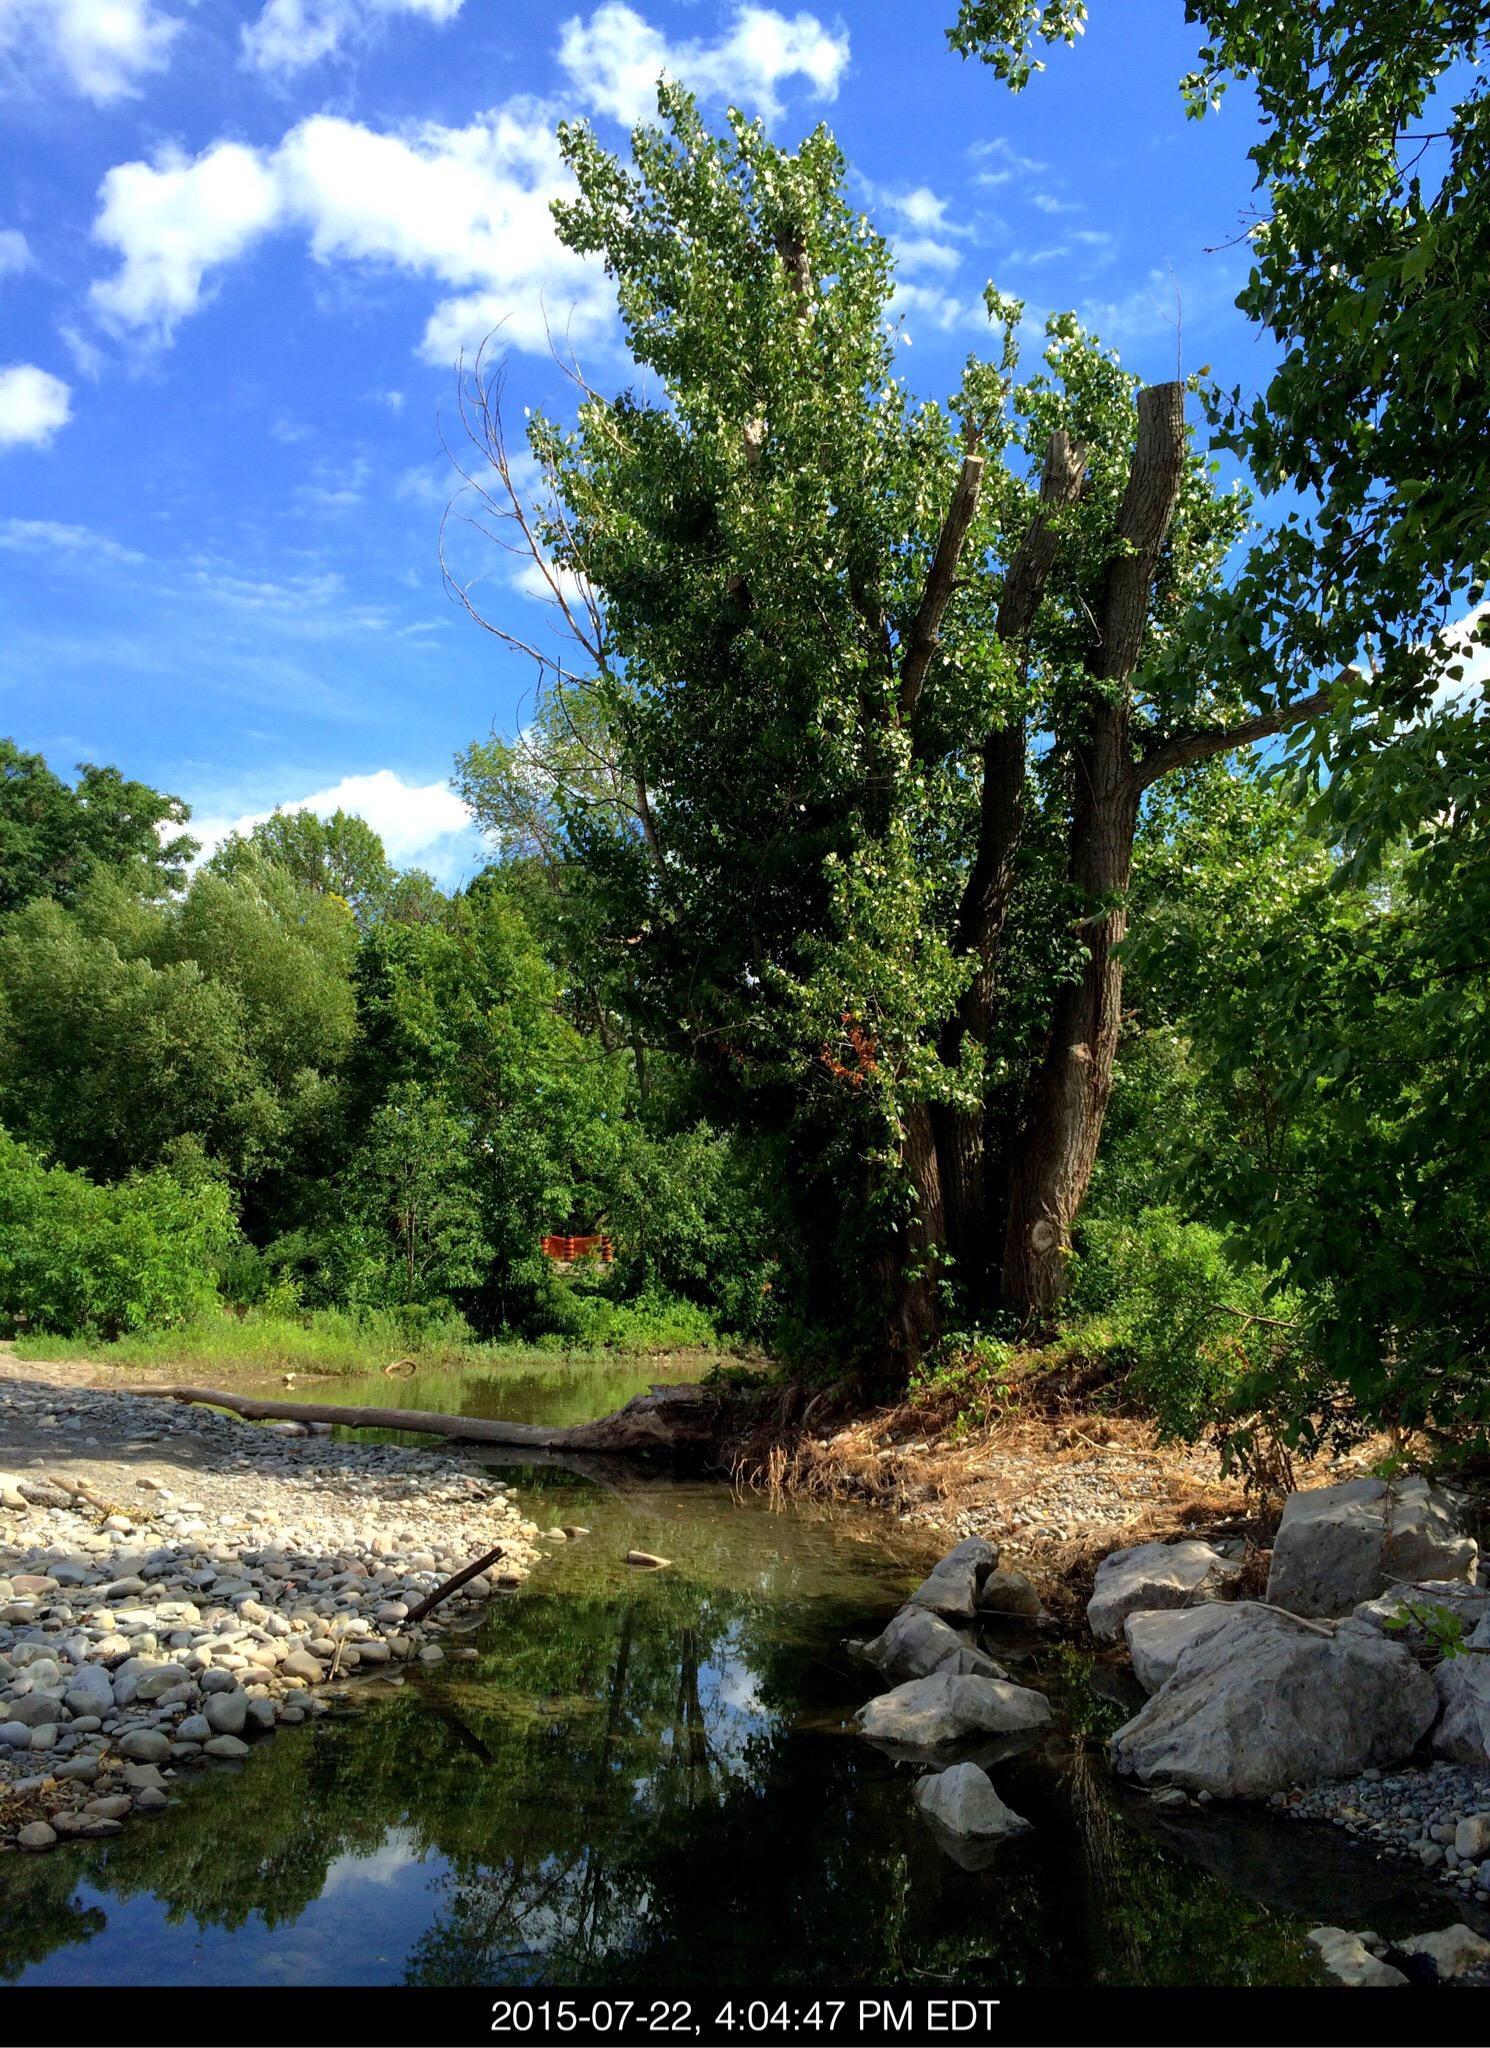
(241, 0, 463, 77)
(1433, 604, 1490, 708)
(0, 515, 141, 560)
(557, 2, 849, 127)
(1031, 192, 1078, 215)
(90, 106, 611, 363)
(882, 185, 960, 235)
(0, 0, 180, 103)
(892, 235, 960, 278)
(194, 769, 477, 877)
(91, 141, 284, 337)
(0, 228, 31, 276)
(510, 552, 593, 610)
(0, 362, 72, 447)
(889, 281, 990, 339)
(968, 137, 1047, 176)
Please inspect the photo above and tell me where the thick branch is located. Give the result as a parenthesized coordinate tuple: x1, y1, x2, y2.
(995, 427, 1087, 643)
(1092, 381, 1187, 684)
(943, 429, 1089, 1048)
(899, 449, 987, 726)
(1138, 676, 1344, 787)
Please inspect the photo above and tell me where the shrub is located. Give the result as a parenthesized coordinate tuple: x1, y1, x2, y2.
(0, 1126, 234, 1338)
(1072, 1206, 1324, 1473)
(528, 1279, 721, 1353)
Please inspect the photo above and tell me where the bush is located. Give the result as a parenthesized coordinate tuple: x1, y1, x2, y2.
(0, 1126, 234, 1338)
(528, 1279, 721, 1353)
(1071, 1206, 1322, 1466)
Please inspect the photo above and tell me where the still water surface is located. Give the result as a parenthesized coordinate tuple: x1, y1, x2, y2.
(0, 1356, 1453, 1986)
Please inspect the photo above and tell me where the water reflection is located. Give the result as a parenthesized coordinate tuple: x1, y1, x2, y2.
(0, 1380, 1451, 1989)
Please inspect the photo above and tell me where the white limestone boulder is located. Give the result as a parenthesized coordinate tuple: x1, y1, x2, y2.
(1122, 1601, 1283, 1696)
(1307, 1928, 1409, 1988)
(1266, 1477, 1476, 1619)
(1110, 1606, 1437, 1797)
(861, 1607, 1005, 1683)
(1087, 1539, 1239, 1644)
(913, 1761, 1030, 1841)
(1431, 1614, 1490, 1765)
(904, 1536, 1000, 1624)
(855, 1671, 1052, 1752)
(1346, 1577, 1490, 1642)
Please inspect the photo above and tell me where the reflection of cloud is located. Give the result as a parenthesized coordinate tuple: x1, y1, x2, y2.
(320, 1829, 429, 1896)
(712, 1662, 763, 1716)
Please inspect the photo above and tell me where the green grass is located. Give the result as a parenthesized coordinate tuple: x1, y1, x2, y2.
(11, 1304, 748, 1378)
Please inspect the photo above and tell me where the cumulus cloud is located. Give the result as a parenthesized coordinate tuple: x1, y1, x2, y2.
(90, 107, 609, 362)
(91, 141, 282, 336)
(0, 228, 31, 277)
(0, 362, 72, 448)
(888, 281, 991, 339)
(241, 0, 464, 77)
(194, 769, 477, 878)
(0, 0, 180, 103)
(557, 2, 849, 126)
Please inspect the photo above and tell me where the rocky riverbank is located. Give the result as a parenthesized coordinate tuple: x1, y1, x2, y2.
(0, 1358, 549, 1855)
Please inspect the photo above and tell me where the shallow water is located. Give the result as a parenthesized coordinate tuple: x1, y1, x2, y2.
(0, 1360, 1456, 1987)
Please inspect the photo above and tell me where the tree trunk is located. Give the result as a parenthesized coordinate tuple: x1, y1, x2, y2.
(934, 715, 1028, 1313)
(870, 1101, 945, 1374)
(1001, 708, 1139, 1316)
(999, 381, 1186, 1321)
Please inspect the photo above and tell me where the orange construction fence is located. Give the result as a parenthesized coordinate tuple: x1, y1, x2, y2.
(540, 1233, 615, 1264)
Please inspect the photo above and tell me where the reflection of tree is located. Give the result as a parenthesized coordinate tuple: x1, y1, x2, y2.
(0, 1855, 106, 1981)
(0, 1500, 1325, 1990)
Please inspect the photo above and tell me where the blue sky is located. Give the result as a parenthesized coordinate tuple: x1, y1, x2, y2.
(1, 0, 1273, 883)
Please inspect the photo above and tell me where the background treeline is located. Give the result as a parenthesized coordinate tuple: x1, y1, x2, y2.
(0, 736, 778, 1360)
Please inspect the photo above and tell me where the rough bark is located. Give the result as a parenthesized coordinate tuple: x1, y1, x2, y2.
(899, 447, 987, 728)
(934, 429, 1089, 1307)
(1001, 383, 1187, 1319)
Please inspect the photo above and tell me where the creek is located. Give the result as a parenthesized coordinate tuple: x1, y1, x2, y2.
(0, 1354, 1453, 1986)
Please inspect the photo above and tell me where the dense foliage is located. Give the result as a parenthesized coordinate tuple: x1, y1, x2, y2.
(949, 3, 1490, 1448)
(0, 747, 775, 1350)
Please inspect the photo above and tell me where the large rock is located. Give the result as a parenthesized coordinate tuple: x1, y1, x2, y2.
(1307, 1928, 1409, 1988)
(118, 1727, 172, 1763)
(1398, 1924, 1490, 1980)
(1266, 1477, 1476, 1619)
(904, 1537, 1000, 1624)
(913, 1761, 1029, 1841)
(1346, 1578, 1490, 1646)
(1110, 1607, 1438, 1796)
(1431, 1624, 1490, 1765)
(1123, 1602, 1281, 1697)
(975, 1568, 1046, 1622)
(861, 1607, 1004, 1684)
(855, 1672, 1052, 1753)
(63, 1664, 115, 1716)
(204, 1688, 248, 1735)
(1087, 1540, 1239, 1643)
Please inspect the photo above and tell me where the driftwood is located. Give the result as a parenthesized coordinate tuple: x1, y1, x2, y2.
(405, 1543, 512, 1624)
(120, 1380, 719, 1456)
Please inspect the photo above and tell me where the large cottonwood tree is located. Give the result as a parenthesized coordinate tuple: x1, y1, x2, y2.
(459, 89, 1335, 1367)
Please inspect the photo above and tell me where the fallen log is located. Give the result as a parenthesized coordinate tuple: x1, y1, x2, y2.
(117, 1380, 721, 1456)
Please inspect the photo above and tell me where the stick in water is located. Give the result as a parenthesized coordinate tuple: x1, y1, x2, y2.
(405, 1544, 511, 1625)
